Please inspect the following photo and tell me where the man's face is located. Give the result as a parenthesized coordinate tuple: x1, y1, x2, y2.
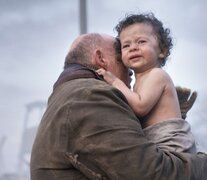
(110, 55, 132, 88)
(102, 35, 132, 88)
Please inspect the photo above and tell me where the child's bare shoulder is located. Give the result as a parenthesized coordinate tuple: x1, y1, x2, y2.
(150, 68, 169, 76)
(149, 68, 172, 82)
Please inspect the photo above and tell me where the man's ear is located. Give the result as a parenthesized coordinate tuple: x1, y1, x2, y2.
(93, 49, 107, 69)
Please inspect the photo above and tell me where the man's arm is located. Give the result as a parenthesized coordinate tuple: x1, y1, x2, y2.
(68, 81, 207, 180)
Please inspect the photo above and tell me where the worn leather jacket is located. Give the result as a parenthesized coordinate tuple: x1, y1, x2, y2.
(30, 63, 207, 180)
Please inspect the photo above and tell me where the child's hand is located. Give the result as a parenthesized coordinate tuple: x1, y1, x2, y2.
(96, 68, 117, 85)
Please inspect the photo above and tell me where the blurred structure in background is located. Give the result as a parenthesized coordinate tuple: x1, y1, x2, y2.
(18, 101, 46, 178)
(0, 102, 46, 180)
(0, 136, 6, 175)
(79, 0, 87, 34)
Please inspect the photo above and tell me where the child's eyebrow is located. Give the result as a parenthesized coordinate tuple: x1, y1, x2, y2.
(121, 39, 131, 45)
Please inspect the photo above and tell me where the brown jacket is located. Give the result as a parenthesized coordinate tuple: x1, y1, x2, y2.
(30, 64, 207, 180)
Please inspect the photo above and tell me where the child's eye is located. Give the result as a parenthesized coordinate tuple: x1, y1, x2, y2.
(122, 44, 130, 49)
(138, 40, 146, 44)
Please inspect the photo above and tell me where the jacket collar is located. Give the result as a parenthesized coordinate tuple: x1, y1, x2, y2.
(53, 63, 102, 90)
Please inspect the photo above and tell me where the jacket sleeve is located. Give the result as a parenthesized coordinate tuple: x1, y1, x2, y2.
(67, 83, 207, 180)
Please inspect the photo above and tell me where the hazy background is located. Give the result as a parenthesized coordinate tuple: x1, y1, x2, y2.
(0, 0, 206, 178)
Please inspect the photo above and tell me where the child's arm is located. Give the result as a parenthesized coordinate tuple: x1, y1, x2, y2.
(96, 68, 167, 117)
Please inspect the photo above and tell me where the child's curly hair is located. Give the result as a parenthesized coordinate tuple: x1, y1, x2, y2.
(114, 13, 173, 67)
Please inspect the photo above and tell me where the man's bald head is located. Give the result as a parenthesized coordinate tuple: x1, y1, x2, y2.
(64, 33, 103, 69)
(63, 33, 130, 86)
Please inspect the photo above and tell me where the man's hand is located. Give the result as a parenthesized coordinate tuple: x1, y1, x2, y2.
(176, 86, 197, 119)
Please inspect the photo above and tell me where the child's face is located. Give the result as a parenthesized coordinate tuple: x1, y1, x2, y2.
(120, 23, 165, 73)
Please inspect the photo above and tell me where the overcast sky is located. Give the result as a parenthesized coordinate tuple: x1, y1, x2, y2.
(0, 0, 207, 175)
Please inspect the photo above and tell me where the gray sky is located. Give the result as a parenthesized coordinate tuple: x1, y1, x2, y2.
(0, 0, 207, 175)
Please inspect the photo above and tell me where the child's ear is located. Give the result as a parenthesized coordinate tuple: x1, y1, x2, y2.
(159, 49, 168, 59)
(159, 53, 165, 59)
(93, 49, 107, 69)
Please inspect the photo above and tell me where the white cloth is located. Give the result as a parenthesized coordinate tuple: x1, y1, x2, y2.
(143, 118, 197, 153)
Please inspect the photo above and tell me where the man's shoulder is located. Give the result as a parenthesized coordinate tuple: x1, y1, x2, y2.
(63, 78, 124, 96)
(68, 78, 113, 90)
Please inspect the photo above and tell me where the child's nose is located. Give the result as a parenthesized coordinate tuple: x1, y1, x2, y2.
(130, 43, 139, 51)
